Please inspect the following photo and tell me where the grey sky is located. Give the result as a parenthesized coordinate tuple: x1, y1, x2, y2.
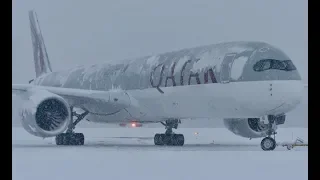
(12, 0, 308, 84)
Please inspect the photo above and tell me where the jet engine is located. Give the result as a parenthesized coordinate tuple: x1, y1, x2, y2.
(18, 89, 71, 138)
(223, 118, 278, 138)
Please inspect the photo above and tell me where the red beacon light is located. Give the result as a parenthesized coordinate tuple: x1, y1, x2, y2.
(119, 121, 143, 127)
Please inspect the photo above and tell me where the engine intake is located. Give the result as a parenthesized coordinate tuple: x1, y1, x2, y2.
(224, 118, 277, 138)
(18, 89, 71, 137)
(35, 98, 69, 131)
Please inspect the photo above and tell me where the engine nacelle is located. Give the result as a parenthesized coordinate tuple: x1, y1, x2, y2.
(223, 118, 277, 138)
(18, 89, 71, 137)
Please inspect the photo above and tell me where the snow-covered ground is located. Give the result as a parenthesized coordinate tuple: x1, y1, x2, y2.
(12, 127, 307, 180)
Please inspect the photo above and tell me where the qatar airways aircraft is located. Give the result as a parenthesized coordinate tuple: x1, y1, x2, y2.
(12, 11, 306, 151)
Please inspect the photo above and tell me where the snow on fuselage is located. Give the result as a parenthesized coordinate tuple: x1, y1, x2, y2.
(32, 41, 304, 123)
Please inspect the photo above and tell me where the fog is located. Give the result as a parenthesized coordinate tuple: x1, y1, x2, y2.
(12, 0, 307, 84)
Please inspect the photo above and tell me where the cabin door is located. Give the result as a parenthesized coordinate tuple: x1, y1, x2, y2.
(220, 53, 236, 83)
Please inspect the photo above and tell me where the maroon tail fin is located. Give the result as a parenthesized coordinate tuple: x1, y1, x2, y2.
(29, 10, 52, 77)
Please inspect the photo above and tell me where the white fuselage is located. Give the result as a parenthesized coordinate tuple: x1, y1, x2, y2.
(33, 41, 304, 124)
(84, 80, 304, 123)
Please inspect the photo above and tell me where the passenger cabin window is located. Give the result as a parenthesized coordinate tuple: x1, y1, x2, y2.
(253, 59, 297, 72)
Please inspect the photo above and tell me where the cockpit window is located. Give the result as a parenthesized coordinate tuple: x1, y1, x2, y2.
(282, 60, 297, 71)
(253, 59, 297, 72)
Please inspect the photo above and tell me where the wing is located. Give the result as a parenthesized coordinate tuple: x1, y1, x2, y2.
(12, 84, 132, 114)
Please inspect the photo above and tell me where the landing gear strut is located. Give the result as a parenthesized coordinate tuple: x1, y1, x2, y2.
(154, 119, 184, 146)
(55, 107, 89, 145)
(260, 115, 277, 151)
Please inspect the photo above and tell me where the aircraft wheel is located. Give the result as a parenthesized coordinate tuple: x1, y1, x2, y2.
(154, 133, 164, 145)
(55, 133, 84, 145)
(162, 134, 172, 145)
(174, 134, 184, 146)
(261, 137, 276, 151)
(72, 133, 84, 145)
(154, 134, 184, 146)
(55, 134, 64, 145)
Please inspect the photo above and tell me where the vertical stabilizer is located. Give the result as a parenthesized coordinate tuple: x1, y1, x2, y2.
(29, 10, 52, 77)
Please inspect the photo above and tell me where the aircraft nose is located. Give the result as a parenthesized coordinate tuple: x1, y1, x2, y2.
(267, 80, 304, 115)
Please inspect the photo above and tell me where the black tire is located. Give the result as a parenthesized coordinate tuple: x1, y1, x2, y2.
(69, 133, 84, 145)
(261, 137, 276, 151)
(62, 134, 70, 145)
(154, 134, 163, 145)
(68, 134, 76, 145)
(175, 134, 184, 146)
(76, 133, 85, 145)
(162, 134, 172, 145)
(55, 134, 64, 145)
(171, 134, 178, 146)
(55, 133, 84, 146)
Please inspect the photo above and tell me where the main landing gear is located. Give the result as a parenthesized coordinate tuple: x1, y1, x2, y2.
(260, 115, 278, 151)
(55, 107, 89, 145)
(154, 119, 184, 146)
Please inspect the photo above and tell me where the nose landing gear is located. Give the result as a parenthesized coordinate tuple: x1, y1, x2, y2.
(261, 136, 276, 151)
(260, 115, 278, 151)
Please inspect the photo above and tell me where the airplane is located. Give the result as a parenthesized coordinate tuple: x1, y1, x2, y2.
(12, 10, 306, 151)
